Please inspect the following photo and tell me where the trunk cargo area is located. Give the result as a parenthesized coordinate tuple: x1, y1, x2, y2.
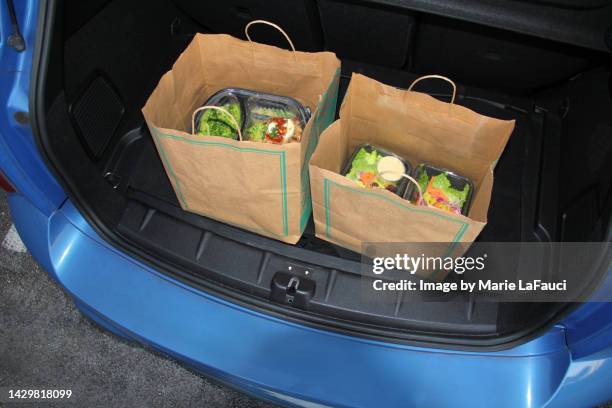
(35, 0, 612, 348)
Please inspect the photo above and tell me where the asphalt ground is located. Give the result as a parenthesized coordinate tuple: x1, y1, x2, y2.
(0, 191, 274, 407)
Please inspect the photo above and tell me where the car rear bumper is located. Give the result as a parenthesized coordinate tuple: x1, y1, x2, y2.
(9, 192, 607, 408)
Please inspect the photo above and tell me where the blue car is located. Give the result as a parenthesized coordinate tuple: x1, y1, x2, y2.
(1, 0, 611, 406)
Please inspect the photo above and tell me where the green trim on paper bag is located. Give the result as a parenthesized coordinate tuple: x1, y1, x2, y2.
(279, 152, 289, 235)
(322, 178, 469, 257)
(154, 132, 190, 209)
(299, 68, 341, 233)
(324, 178, 332, 237)
(153, 132, 289, 237)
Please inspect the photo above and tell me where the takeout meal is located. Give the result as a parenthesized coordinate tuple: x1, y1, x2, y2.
(343, 144, 411, 196)
(245, 102, 304, 144)
(341, 145, 473, 215)
(195, 88, 310, 144)
(409, 164, 473, 215)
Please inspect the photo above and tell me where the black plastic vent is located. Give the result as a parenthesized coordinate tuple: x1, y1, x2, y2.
(69, 74, 125, 159)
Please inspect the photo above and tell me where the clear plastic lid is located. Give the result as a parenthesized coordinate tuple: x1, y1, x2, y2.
(405, 164, 473, 215)
(341, 144, 412, 197)
(244, 97, 306, 144)
(199, 88, 311, 143)
(194, 92, 243, 140)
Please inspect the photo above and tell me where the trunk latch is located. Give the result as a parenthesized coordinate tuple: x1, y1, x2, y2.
(271, 272, 315, 310)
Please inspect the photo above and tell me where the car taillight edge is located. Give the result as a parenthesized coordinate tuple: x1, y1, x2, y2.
(0, 169, 16, 192)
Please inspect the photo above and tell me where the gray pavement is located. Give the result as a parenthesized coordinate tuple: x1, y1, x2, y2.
(0, 191, 274, 407)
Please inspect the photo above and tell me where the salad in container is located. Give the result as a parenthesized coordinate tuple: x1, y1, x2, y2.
(195, 88, 310, 144)
(244, 97, 307, 144)
(194, 92, 243, 139)
(406, 164, 473, 215)
(342, 144, 412, 197)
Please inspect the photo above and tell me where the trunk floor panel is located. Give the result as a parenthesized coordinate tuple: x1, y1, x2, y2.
(108, 78, 557, 337)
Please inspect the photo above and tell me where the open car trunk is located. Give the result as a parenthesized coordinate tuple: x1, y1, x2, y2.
(32, 0, 612, 349)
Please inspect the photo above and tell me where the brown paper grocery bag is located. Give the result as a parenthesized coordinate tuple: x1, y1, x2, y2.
(142, 22, 340, 244)
(309, 74, 515, 273)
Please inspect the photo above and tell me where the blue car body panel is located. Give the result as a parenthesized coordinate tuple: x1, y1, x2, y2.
(1, 0, 611, 407)
(0, 0, 65, 215)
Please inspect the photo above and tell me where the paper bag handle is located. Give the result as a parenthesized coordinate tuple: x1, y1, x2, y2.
(378, 170, 429, 207)
(192, 106, 243, 141)
(408, 75, 457, 105)
(245, 20, 298, 62)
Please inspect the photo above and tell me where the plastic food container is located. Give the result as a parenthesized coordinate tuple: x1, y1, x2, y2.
(341, 144, 412, 197)
(244, 97, 308, 144)
(405, 164, 473, 215)
(196, 88, 311, 144)
(194, 91, 243, 140)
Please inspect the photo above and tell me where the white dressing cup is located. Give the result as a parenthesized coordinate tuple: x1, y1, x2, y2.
(377, 156, 427, 206)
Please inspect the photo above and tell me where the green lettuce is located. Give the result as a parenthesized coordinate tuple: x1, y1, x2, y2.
(198, 102, 241, 138)
(245, 120, 267, 142)
(250, 106, 294, 119)
(345, 148, 398, 189)
(346, 148, 381, 182)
